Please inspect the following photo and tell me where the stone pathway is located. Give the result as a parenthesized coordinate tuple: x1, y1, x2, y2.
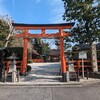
(20, 62, 62, 82)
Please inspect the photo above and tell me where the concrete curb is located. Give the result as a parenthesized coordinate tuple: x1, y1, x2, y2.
(0, 82, 81, 87)
(81, 80, 100, 86)
(0, 78, 100, 87)
(0, 80, 100, 87)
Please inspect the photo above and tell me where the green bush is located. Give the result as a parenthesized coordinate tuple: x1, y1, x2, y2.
(28, 59, 33, 63)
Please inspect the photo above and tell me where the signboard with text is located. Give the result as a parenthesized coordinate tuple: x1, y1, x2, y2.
(79, 51, 87, 59)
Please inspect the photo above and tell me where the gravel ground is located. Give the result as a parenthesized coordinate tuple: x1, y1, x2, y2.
(20, 62, 62, 82)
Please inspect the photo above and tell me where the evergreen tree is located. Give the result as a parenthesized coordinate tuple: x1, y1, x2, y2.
(62, 0, 100, 71)
(63, 0, 100, 44)
(34, 38, 50, 55)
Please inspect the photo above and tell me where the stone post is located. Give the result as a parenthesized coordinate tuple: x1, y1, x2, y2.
(91, 43, 98, 72)
(11, 59, 16, 83)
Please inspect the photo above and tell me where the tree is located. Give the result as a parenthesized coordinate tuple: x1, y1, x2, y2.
(34, 38, 43, 55)
(0, 15, 15, 47)
(62, 0, 100, 71)
(55, 38, 72, 50)
(33, 38, 50, 55)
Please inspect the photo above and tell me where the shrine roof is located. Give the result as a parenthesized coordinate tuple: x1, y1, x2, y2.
(12, 22, 75, 29)
(12, 22, 75, 27)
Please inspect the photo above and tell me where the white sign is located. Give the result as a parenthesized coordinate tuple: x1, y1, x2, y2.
(79, 51, 87, 59)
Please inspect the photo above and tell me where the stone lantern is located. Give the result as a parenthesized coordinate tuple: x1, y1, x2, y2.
(7, 53, 18, 82)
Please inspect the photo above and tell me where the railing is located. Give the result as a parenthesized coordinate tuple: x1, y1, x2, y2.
(66, 60, 100, 71)
(32, 59, 44, 63)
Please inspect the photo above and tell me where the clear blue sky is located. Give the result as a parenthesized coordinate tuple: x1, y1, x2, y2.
(0, 0, 66, 49)
(0, 0, 66, 24)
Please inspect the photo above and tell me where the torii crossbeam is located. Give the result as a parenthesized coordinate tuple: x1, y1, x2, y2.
(12, 22, 75, 82)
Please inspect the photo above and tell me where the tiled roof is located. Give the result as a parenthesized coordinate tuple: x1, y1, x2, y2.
(49, 49, 60, 56)
(73, 43, 100, 51)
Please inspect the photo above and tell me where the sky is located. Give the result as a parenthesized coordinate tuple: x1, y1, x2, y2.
(0, 0, 66, 49)
(0, 0, 66, 24)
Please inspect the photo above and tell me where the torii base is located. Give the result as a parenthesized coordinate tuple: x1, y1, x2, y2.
(62, 73, 67, 82)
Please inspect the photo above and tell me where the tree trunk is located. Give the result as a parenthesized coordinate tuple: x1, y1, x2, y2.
(4, 41, 9, 47)
(4, 33, 13, 47)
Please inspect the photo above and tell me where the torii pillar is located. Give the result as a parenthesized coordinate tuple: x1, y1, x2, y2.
(59, 28, 67, 81)
(21, 29, 28, 73)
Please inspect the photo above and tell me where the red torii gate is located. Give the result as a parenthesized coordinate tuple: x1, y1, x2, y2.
(12, 23, 74, 82)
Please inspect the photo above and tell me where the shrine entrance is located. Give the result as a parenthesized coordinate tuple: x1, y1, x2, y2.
(12, 23, 74, 82)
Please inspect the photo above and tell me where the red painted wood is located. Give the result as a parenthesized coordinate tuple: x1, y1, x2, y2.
(13, 23, 74, 74)
(21, 29, 28, 74)
(59, 28, 67, 73)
